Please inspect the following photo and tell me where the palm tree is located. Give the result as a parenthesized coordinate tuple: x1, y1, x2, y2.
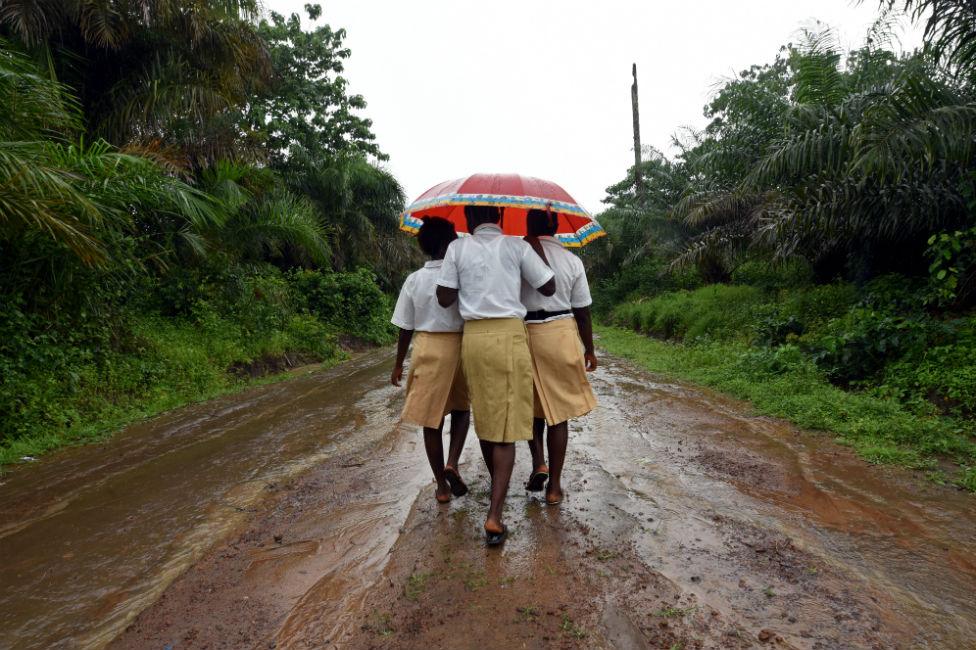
(1, 41, 114, 263)
(198, 161, 331, 266)
(672, 29, 975, 281)
(1, 0, 271, 166)
(879, 0, 976, 73)
(0, 39, 229, 267)
(287, 153, 418, 285)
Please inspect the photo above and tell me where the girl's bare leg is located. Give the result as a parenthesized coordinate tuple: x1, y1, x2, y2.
(546, 421, 569, 503)
(485, 441, 515, 533)
(423, 420, 451, 501)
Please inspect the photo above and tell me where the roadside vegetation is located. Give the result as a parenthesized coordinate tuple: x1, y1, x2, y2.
(0, 3, 411, 463)
(586, 0, 976, 489)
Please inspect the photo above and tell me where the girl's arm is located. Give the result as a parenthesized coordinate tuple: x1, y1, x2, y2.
(391, 328, 414, 386)
(572, 306, 598, 371)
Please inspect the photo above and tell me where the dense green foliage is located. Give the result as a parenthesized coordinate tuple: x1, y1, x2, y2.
(589, 2, 976, 486)
(0, 3, 410, 462)
(598, 326, 976, 489)
(0, 266, 390, 464)
(610, 279, 976, 420)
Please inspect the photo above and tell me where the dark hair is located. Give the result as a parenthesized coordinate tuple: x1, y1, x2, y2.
(526, 208, 558, 237)
(463, 204, 501, 224)
(417, 217, 457, 258)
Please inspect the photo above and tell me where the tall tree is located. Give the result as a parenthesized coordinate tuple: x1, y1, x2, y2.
(0, 0, 271, 167)
(672, 30, 975, 281)
(0, 40, 221, 267)
(244, 4, 384, 167)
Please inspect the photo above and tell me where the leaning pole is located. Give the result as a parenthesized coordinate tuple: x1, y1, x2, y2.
(631, 63, 642, 193)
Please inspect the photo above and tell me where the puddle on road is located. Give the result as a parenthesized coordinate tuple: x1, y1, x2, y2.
(0, 349, 398, 650)
(265, 427, 434, 650)
(569, 356, 976, 649)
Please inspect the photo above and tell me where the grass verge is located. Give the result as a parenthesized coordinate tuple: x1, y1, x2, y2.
(597, 325, 976, 490)
(0, 315, 347, 467)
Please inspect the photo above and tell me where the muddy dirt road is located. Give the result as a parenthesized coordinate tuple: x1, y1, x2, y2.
(1, 349, 974, 649)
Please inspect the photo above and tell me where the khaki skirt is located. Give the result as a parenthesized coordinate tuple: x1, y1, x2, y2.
(402, 331, 470, 429)
(527, 318, 597, 425)
(461, 318, 534, 443)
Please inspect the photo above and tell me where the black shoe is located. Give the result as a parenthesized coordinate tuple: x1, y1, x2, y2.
(485, 525, 508, 546)
(525, 468, 549, 492)
(444, 466, 468, 497)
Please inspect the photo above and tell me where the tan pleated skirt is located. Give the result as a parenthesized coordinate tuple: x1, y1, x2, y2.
(402, 331, 469, 429)
(461, 318, 534, 443)
(527, 318, 597, 425)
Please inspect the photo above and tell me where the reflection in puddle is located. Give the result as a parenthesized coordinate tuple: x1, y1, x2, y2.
(0, 350, 398, 649)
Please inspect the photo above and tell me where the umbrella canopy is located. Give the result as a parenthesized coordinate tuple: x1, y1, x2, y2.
(400, 173, 605, 247)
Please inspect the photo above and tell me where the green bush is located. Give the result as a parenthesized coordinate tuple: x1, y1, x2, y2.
(289, 268, 393, 344)
(753, 311, 806, 347)
(926, 227, 976, 308)
(731, 259, 814, 290)
(859, 274, 930, 313)
(803, 309, 934, 384)
(589, 255, 702, 315)
(753, 284, 859, 346)
(611, 284, 765, 342)
(777, 283, 859, 327)
(284, 314, 340, 358)
(880, 318, 976, 418)
(609, 280, 976, 438)
(0, 261, 401, 463)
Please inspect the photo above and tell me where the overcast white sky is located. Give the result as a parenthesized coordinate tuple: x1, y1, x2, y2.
(266, 0, 921, 213)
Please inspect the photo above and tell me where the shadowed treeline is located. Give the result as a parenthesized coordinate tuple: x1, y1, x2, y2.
(0, 3, 415, 462)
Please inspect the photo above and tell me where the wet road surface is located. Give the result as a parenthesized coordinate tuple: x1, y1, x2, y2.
(1, 348, 974, 648)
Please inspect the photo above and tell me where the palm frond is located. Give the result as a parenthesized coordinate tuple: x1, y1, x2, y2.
(223, 191, 331, 265)
(0, 40, 80, 140)
(889, 0, 976, 73)
(744, 122, 852, 188)
(199, 159, 253, 214)
(852, 66, 976, 175)
(669, 222, 753, 273)
(0, 0, 63, 45)
(791, 28, 847, 107)
(0, 141, 108, 263)
(865, 4, 905, 51)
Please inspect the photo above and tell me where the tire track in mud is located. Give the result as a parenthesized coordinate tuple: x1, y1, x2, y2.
(3, 350, 975, 649)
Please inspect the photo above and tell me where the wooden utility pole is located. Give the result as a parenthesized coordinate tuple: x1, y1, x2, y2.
(631, 63, 642, 193)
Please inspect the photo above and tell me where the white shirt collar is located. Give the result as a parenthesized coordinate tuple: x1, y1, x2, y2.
(424, 259, 443, 268)
(473, 223, 502, 235)
(539, 235, 558, 242)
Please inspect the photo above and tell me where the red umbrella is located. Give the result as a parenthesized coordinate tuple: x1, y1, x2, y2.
(400, 173, 605, 247)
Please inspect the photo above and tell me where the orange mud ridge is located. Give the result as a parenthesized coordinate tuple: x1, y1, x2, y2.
(2, 351, 975, 649)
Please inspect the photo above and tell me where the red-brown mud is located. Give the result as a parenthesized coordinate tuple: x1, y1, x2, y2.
(1, 350, 974, 649)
